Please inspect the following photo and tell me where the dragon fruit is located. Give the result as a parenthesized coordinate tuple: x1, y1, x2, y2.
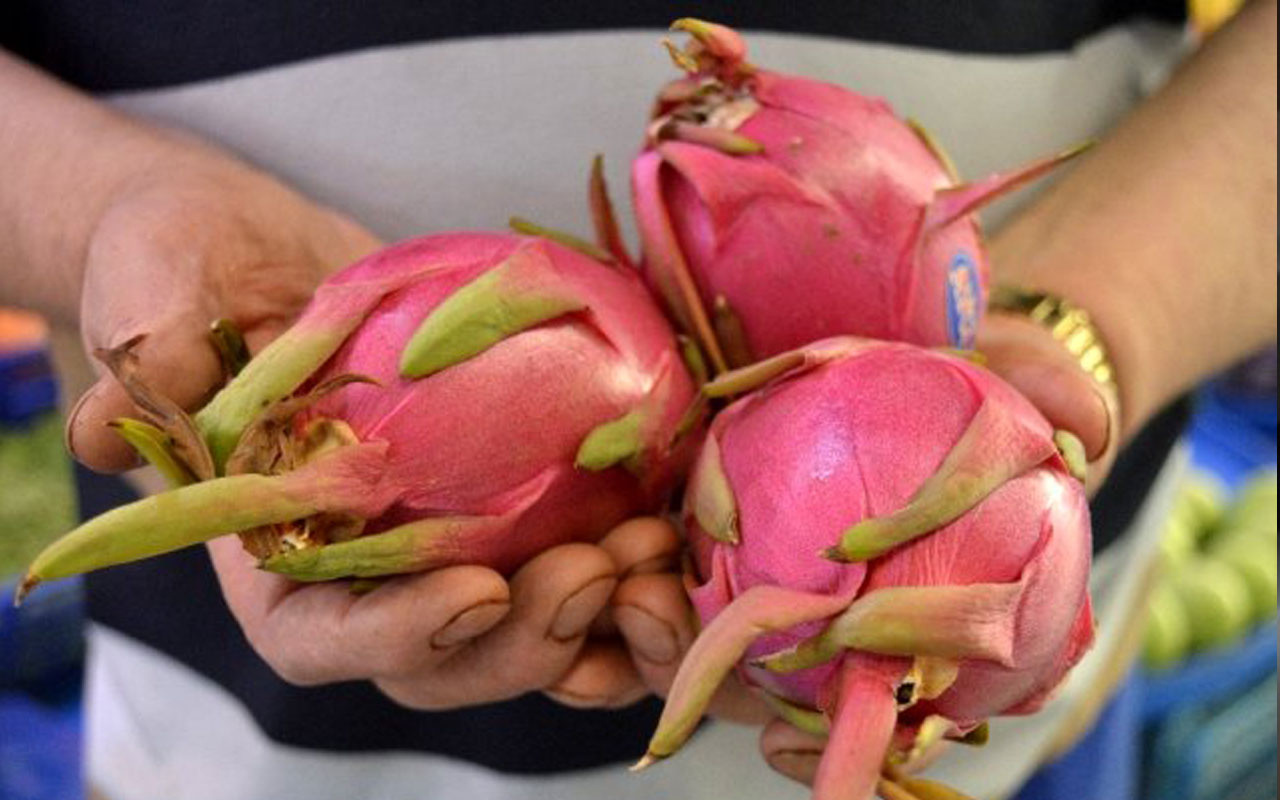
(18, 230, 700, 600)
(633, 20, 1086, 373)
(635, 338, 1094, 800)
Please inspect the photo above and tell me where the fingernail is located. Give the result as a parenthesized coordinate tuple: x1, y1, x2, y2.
(542, 686, 602, 709)
(431, 601, 509, 648)
(768, 749, 822, 778)
(545, 683, 649, 711)
(549, 576, 617, 642)
(613, 604, 678, 664)
(1088, 384, 1115, 461)
(625, 553, 678, 577)
(65, 385, 99, 458)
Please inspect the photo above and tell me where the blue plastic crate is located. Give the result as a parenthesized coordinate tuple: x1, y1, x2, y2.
(0, 691, 82, 800)
(1137, 344, 1278, 799)
(1013, 671, 1144, 800)
(1141, 624, 1278, 725)
(1144, 673, 1278, 800)
(1188, 348, 1278, 490)
(0, 348, 58, 425)
(0, 577, 85, 694)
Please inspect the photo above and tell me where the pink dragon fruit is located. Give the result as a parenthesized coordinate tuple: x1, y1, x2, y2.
(635, 338, 1094, 800)
(19, 231, 699, 599)
(633, 20, 1086, 374)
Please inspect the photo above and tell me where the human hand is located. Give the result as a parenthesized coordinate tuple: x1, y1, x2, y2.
(976, 311, 1120, 495)
(210, 516, 726, 710)
(60, 151, 678, 711)
(66, 154, 380, 471)
(211, 535, 619, 708)
(509, 515, 771, 716)
(607, 519, 775, 725)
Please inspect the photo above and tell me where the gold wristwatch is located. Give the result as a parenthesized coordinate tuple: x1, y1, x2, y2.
(989, 286, 1118, 391)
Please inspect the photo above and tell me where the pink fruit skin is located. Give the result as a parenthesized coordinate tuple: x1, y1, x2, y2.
(297, 232, 698, 574)
(633, 60, 988, 362)
(687, 340, 1093, 725)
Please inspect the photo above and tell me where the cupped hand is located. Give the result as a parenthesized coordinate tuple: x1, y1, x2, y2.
(212, 517, 714, 710)
(62, 151, 693, 711)
(210, 535, 624, 709)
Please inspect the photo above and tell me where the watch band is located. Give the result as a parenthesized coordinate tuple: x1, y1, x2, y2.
(989, 286, 1118, 390)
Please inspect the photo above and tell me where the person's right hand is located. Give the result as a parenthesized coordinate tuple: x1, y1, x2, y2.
(61, 143, 661, 709)
(66, 150, 379, 471)
(210, 536, 623, 709)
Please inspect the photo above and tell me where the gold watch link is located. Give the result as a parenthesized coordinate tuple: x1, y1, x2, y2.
(989, 286, 1118, 390)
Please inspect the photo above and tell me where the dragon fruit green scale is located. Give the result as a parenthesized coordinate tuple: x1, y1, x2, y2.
(19, 232, 699, 601)
(638, 338, 1094, 800)
(633, 19, 1086, 374)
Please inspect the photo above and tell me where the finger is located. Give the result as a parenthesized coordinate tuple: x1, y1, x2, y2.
(613, 572, 771, 725)
(613, 572, 692, 672)
(380, 543, 617, 708)
(543, 640, 650, 709)
(67, 320, 225, 472)
(592, 516, 683, 636)
(979, 315, 1115, 462)
(537, 526, 667, 709)
(597, 516, 682, 577)
(208, 537, 511, 687)
(240, 319, 293, 354)
(995, 355, 1114, 460)
(760, 719, 825, 786)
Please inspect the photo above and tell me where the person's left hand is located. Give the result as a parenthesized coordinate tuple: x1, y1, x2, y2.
(976, 310, 1120, 495)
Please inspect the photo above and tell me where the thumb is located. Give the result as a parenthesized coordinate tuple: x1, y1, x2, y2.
(978, 313, 1119, 492)
(66, 319, 225, 473)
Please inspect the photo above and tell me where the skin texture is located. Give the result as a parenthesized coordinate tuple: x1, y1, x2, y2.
(0, 0, 1274, 760)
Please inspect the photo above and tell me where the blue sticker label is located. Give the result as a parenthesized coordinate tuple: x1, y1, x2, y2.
(945, 252, 981, 349)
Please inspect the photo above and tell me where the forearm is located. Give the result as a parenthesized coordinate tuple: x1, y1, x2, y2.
(990, 0, 1277, 440)
(0, 51, 214, 324)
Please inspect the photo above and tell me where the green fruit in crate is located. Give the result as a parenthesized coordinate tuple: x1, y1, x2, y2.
(1158, 515, 1200, 567)
(1170, 474, 1227, 542)
(1143, 577, 1193, 670)
(1173, 557, 1255, 652)
(1223, 469, 1278, 537)
(1212, 518, 1278, 555)
(1215, 549, 1278, 623)
(1209, 528, 1278, 623)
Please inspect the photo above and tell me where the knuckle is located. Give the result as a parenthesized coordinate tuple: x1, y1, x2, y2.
(367, 635, 431, 679)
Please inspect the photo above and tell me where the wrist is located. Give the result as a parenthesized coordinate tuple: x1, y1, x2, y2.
(0, 52, 224, 322)
(34, 132, 262, 325)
